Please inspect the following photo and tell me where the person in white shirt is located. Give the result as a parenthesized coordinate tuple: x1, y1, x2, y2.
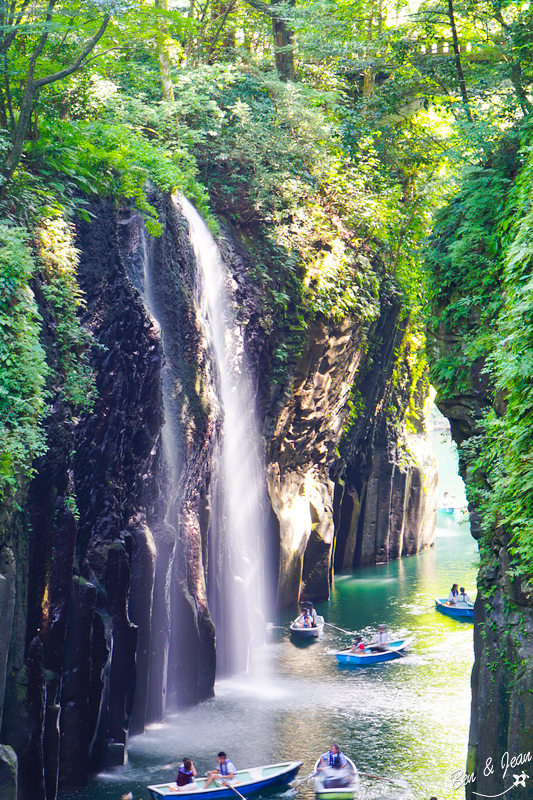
(204, 752, 237, 788)
(371, 624, 390, 651)
(448, 584, 459, 604)
(306, 601, 318, 624)
(456, 587, 472, 604)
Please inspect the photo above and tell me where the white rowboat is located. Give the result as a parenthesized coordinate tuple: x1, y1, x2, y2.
(314, 756, 360, 800)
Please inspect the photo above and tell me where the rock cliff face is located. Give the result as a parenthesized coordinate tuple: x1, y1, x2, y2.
(0, 197, 219, 796)
(267, 292, 438, 608)
(429, 321, 533, 800)
(0, 193, 438, 795)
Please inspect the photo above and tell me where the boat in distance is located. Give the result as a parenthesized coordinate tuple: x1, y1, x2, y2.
(335, 637, 414, 665)
(314, 756, 360, 800)
(290, 615, 325, 638)
(435, 598, 474, 620)
(148, 760, 304, 799)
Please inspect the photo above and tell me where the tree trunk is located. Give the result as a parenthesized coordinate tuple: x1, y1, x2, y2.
(447, 0, 473, 122)
(1, 13, 110, 185)
(362, 68, 375, 97)
(271, 0, 294, 82)
(155, 0, 175, 100)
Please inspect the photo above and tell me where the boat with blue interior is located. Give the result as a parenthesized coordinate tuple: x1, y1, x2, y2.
(148, 761, 303, 799)
(435, 598, 474, 620)
(335, 637, 413, 665)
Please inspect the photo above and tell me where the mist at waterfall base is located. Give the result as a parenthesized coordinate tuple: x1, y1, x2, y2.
(64, 421, 477, 800)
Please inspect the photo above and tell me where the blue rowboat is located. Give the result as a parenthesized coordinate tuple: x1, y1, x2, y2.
(435, 598, 474, 620)
(148, 760, 303, 799)
(335, 637, 413, 666)
(438, 506, 456, 515)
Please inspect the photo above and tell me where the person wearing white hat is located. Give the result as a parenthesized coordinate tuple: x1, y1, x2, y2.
(371, 623, 390, 651)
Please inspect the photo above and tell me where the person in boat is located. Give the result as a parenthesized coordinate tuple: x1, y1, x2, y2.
(175, 758, 197, 790)
(456, 587, 472, 604)
(371, 623, 390, 651)
(294, 608, 314, 628)
(301, 609, 313, 628)
(350, 635, 365, 653)
(317, 744, 348, 770)
(203, 752, 237, 788)
(448, 584, 459, 604)
(306, 601, 318, 625)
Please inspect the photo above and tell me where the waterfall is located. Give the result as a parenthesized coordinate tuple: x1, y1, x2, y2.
(178, 196, 268, 676)
(132, 194, 269, 699)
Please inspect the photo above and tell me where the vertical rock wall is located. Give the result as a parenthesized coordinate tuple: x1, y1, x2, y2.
(429, 321, 533, 799)
(0, 196, 219, 797)
(266, 290, 438, 609)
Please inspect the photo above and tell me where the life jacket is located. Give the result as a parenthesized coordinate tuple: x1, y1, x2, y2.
(326, 753, 344, 769)
(458, 592, 467, 602)
(177, 767, 193, 786)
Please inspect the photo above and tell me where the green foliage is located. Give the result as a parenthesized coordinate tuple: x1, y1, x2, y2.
(0, 225, 48, 492)
(36, 213, 96, 410)
(478, 133, 533, 576)
(426, 137, 520, 399)
(427, 124, 533, 581)
(29, 118, 209, 234)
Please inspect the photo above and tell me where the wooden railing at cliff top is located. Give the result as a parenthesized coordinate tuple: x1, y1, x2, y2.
(352, 39, 504, 63)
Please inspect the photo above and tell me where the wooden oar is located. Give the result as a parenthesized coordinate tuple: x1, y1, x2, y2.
(358, 771, 409, 787)
(323, 621, 357, 635)
(293, 771, 319, 784)
(223, 782, 247, 800)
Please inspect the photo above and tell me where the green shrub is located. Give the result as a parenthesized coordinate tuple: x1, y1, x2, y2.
(0, 224, 48, 492)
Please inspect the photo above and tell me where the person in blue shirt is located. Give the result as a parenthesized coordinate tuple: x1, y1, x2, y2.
(318, 744, 347, 770)
(203, 752, 237, 788)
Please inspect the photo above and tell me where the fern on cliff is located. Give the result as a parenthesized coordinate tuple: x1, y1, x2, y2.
(0, 225, 48, 492)
(479, 136, 533, 576)
(427, 125, 533, 581)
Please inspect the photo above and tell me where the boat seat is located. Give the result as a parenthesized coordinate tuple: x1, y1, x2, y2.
(262, 766, 286, 776)
(323, 777, 352, 788)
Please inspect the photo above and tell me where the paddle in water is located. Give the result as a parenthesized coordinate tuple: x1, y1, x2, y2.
(323, 621, 358, 635)
(359, 771, 409, 788)
(223, 782, 247, 800)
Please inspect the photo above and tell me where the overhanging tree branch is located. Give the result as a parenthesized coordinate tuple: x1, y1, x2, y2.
(1, 11, 111, 183)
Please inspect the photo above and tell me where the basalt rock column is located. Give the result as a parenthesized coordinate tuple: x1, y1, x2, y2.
(267, 317, 366, 608)
(120, 196, 218, 711)
(267, 288, 438, 608)
(0, 199, 166, 797)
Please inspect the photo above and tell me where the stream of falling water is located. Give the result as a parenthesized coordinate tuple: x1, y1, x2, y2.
(178, 196, 268, 675)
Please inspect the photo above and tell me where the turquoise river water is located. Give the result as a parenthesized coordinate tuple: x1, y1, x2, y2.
(65, 426, 478, 800)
